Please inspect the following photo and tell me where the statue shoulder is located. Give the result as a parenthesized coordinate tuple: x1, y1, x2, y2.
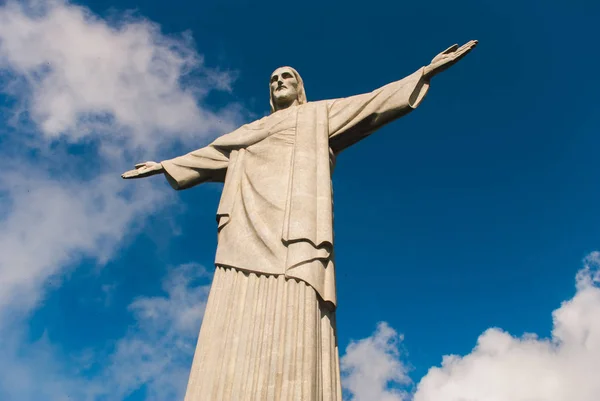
(303, 100, 328, 108)
(242, 114, 270, 130)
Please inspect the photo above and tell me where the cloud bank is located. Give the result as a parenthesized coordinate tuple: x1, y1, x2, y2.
(412, 251, 600, 401)
(341, 252, 600, 401)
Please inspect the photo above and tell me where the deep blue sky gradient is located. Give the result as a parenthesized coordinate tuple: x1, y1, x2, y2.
(24, 0, 600, 388)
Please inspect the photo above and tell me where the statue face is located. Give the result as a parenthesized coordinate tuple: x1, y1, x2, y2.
(270, 67, 299, 109)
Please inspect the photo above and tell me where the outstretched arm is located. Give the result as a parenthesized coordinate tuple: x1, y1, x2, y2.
(121, 144, 230, 190)
(121, 117, 273, 189)
(327, 68, 430, 153)
(328, 40, 477, 153)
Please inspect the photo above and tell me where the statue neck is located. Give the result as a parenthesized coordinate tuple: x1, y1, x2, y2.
(274, 98, 300, 112)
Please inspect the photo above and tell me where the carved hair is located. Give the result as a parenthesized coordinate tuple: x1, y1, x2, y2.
(270, 66, 307, 113)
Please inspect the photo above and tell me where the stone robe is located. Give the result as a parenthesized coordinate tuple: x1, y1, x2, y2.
(161, 67, 430, 307)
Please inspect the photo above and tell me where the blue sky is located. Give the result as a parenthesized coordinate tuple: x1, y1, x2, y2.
(0, 0, 599, 400)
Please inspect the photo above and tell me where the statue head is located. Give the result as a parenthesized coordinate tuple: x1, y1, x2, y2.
(269, 66, 307, 113)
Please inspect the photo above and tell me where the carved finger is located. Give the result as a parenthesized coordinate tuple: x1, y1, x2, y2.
(455, 42, 476, 59)
(456, 42, 474, 53)
(121, 170, 139, 179)
(461, 40, 478, 52)
(442, 44, 459, 54)
(135, 162, 147, 169)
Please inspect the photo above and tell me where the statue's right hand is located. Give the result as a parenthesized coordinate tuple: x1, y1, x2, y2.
(121, 161, 164, 179)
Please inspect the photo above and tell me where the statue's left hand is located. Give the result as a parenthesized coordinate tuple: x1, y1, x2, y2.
(424, 40, 478, 80)
(121, 161, 164, 179)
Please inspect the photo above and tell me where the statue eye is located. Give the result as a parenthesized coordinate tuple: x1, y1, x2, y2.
(270, 75, 278, 83)
(281, 72, 293, 79)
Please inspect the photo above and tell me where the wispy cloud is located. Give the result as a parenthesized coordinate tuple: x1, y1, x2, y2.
(0, 0, 241, 151)
(0, 263, 211, 401)
(0, 172, 165, 321)
(100, 263, 211, 401)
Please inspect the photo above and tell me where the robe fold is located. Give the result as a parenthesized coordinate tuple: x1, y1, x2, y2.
(161, 68, 430, 401)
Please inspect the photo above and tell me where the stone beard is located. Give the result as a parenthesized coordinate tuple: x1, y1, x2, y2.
(160, 67, 429, 401)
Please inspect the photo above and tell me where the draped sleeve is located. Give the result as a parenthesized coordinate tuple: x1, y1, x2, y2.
(161, 145, 230, 190)
(327, 67, 430, 154)
(160, 117, 274, 190)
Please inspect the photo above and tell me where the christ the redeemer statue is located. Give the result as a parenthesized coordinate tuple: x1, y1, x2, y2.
(122, 40, 477, 401)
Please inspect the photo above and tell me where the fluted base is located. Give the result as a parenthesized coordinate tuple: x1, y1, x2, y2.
(183, 266, 342, 401)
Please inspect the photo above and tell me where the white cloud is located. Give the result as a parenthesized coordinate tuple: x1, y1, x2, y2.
(0, 172, 166, 322)
(0, 263, 211, 401)
(0, 329, 103, 401)
(340, 253, 600, 401)
(413, 252, 600, 401)
(0, 0, 242, 150)
(101, 263, 211, 401)
(341, 322, 412, 401)
(0, 0, 241, 320)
